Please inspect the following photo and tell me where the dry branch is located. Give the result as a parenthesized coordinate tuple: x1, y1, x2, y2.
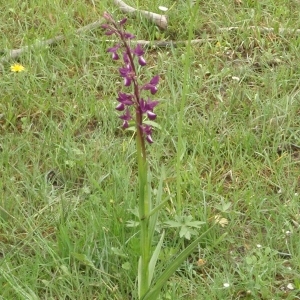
(113, 0, 167, 29)
(219, 26, 300, 34)
(128, 38, 214, 47)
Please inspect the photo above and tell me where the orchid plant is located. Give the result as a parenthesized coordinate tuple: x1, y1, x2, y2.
(102, 12, 210, 299)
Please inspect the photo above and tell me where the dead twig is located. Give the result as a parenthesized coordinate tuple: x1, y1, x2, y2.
(113, 0, 167, 30)
(219, 26, 300, 34)
(112, 38, 214, 47)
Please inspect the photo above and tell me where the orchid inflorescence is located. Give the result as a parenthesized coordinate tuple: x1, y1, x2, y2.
(102, 12, 159, 144)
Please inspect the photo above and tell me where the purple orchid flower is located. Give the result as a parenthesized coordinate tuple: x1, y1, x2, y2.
(140, 125, 153, 144)
(119, 18, 127, 25)
(116, 92, 134, 111)
(103, 12, 159, 143)
(140, 98, 159, 120)
(119, 108, 132, 129)
(108, 44, 120, 60)
(123, 53, 130, 64)
(141, 75, 160, 95)
(117, 92, 134, 105)
(124, 32, 135, 39)
(133, 44, 146, 66)
(119, 64, 134, 86)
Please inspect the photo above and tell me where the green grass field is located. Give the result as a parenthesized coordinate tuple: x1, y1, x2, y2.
(1, 0, 300, 299)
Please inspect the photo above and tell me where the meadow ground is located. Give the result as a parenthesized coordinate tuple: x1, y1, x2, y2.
(0, 0, 300, 299)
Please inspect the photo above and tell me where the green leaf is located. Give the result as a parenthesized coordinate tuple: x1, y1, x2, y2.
(142, 226, 213, 300)
(179, 226, 189, 239)
(186, 220, 205, 228)
(164, 220, 181, 228)
(71, 252, 95, 268)
(148, 196, 170, 218)
(148, 231, 165, 285)
(111, 247, 128, 258)
(143, 120, 162, 130)
(222, 201, 232, 212)
(125, 125, 136, 132)
(183, 215, 193, 222)
(60, 265, 71, 276)
(122, 262, 131, 270)
(215, 199, 232, 212)
(71, 253, 117, 279)
(159, 247, 178, 261)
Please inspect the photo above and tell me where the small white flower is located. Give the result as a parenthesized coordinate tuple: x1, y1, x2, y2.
(158, 6, 168, 11)
(287, 283, 294, 290)
(223, 283, 230, 288)
(256, 244, 262, 248)
(232, 76, 240, 81)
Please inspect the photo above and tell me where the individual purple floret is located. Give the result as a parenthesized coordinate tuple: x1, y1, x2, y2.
(108, 44, 120, 60)
(140, 124, 153, 144)
(133, 44, 146, 66)
(102, 12, 159, 144)
(140, 99, 159, 120)
(119, 64, 134, 87)
(141, 76, 160, 95)
(119, 108, 132, 129)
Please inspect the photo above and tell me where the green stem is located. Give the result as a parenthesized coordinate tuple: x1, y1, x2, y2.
(136, 123, 150, 298)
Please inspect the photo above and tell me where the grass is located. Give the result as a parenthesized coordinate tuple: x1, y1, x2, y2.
(1, 0, 300, 299)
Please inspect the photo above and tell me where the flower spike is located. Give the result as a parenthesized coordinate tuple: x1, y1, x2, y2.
(103, 13, 159, 143)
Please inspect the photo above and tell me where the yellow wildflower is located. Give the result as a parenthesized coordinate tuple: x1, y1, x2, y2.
(10, 63, 25, 73)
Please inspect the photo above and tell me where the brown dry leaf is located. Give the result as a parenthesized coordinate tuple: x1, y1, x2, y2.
(214, 214, 229, 227)
(197, 258, 206, 266)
